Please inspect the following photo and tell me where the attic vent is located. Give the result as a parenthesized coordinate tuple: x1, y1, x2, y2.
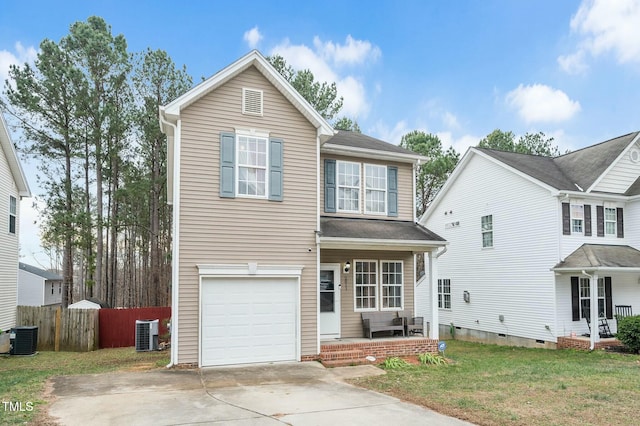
(242, 88, 263, 116)
(629, 148, 640, 163)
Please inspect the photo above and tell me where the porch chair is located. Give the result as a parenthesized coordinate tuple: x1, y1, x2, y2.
(397, 310, 425, 336)
(584, 314, 614, 338)
(615, 305, 633, 320)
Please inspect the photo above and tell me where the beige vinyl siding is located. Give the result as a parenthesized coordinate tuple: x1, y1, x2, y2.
(177, 66, 318, 363)
(321, 249, 414, 338)
(0, 144, 19, 331)
(320, 154, 414, 221)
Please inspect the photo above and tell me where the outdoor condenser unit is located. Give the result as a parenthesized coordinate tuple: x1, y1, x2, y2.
(10, 326, 38, 356)
(135, 319, 159, 352)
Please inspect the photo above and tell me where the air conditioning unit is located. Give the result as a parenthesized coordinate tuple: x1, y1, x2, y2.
(10, 326, 38, 356)
(135, 319, 159, 352)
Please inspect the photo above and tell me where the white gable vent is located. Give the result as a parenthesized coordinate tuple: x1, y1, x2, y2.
(242, 88, 263, 116)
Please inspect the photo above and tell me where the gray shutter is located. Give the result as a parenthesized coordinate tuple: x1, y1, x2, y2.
(617, 207, 624, 238)
(571, 277, 580, 321)
(562, 203, 570, 235)
(269, 138, 284, 201)
(387, 166, 398, 217)
(596, 206, 604, 237)
(324, 159, 336, 213)
(584, 204, 592, 236)
(220, 132, 235, 198)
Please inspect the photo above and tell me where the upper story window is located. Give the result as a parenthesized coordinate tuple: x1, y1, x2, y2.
(604, 207, 617, 236)
(571, 204, 584, 234)
(9, 196, 16, 234)
(365, 164, 387, 214)
(481, 215, 493, 248)
(236, 135, 268, 198)
(337, 161, 360, 213)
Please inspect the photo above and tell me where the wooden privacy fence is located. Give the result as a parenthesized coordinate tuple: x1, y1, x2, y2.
(16, 306, 99, 352)
(99, 307, 171, 348)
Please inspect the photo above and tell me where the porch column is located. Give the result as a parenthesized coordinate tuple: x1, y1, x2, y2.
(427, 250, 439, 340)
(590, 273, 600, 350)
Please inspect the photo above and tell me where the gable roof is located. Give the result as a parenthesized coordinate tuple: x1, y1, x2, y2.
(322, 130, 427, 164)
(160, 50, 334, 138)
(477, 131, 640, 193)
(0, 112, 31, 197)
(19, 262, 62, 280)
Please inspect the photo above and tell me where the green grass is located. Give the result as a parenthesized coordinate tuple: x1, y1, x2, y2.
(352, 341, 640, 426)
(0, 348, 169, 425)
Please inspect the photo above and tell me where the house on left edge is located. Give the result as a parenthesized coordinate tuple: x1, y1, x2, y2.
(159, 50, 447, 367)
(0, 111, 31, 332)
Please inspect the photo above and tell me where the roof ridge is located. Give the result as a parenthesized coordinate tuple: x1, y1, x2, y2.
(555, 131, 639, 159)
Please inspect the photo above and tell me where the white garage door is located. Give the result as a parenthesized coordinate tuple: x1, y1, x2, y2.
(201, 277, 298, 367)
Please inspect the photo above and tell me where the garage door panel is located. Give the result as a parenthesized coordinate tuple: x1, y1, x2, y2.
(201, 277, 298, 366)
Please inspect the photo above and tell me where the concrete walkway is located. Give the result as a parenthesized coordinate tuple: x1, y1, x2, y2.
(48, 362, 474, 425)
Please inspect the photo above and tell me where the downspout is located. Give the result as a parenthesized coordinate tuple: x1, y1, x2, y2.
(316, 129, 322, 355)
(160, 110, 180, 368)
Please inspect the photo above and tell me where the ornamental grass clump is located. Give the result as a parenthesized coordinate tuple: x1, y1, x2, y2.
(382, 357, 409, 369)
(418, 352, 447, 366)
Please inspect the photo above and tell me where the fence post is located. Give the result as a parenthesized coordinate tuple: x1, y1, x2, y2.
(55, 307, 61, 352)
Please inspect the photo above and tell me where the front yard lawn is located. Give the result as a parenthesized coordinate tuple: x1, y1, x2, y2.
(0, 348, 169, 425)
(352, 340, 640, 426)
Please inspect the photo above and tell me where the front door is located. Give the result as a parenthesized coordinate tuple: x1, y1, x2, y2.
(320, 264, 341, 338)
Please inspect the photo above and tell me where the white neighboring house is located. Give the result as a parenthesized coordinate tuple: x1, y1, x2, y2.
(0, 112, 31, 331)
(421, 132, 640, 350)
(18, 262, 63, 307)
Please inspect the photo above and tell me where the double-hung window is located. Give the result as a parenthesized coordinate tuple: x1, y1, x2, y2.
(9, 196, 16, 234)
(604, 207, 617, 236)
(354, 260, 377, 309)
(438, 278, 451, 309)
(381, 261, 402, 308)
(364, 164, 386, 214)
(571, 205, 584, 234)
(236, 135, 268, 197)
(337, 161, 360, 212)
(481, 215, 493, 248)
(579, 277, 605, 318)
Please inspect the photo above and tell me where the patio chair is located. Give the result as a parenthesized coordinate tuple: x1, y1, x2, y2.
(397, 310, 425, 336)
(615, 305, 633, 320)
(584, 315, 614, 338)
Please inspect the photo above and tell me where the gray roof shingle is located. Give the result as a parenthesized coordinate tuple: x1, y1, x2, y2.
(324, 130, 419, 156)
(478, 131, 639, 192)
(320, 216, 445, 242)
(19, 262, 62, 280)
(553, 244, 640, 270)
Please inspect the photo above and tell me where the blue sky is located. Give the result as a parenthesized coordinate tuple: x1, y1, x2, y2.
(2, 0, 640, 266)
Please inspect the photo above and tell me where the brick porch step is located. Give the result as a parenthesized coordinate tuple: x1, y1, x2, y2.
(319, 349, 364, 361)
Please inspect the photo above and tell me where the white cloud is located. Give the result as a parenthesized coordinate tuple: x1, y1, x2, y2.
(437, 131, 480, 154)
(370, 120, 410, 145)
(506, 84, 581, 124)
(0, 42, 37, 85)
(559, 0, 640, 73)
(243, 26, 263, 49)
(313, 35, 381, 66)
(441, 111, 460, 129)
(271, 35, 381, 119)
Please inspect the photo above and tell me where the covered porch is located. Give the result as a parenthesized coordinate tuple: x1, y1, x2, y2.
(553, 244, 640, 350)
(317, 216, 446, 361)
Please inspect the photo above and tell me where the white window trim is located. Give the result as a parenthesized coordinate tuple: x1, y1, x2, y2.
(579, 277, 605, 318)
(9, 195, 16, 235)
(235, 131, 269, 199)
(353, 259, 379, 312)
(571, 204, 584, 235)
(337, 160, 361, 213)
(380, 260, 403, 311)
(364, 163, 387, 215)
(481, 214, 493, 248)
(438, 278, 452, 310)
(604, 207, 617, 236)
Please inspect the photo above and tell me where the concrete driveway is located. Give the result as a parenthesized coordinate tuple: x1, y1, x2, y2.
(48, 362, 473, 425)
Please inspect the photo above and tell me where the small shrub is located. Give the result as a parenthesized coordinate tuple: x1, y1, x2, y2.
(616, 315, 640, 354)
(383, 357, 409, 369)
(418, 352, 447, 366)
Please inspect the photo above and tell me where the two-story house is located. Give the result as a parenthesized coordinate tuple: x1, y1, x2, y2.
(0, 112, 31, 332)
(159, 50, 446, 367)
(18, 262, 63, 307)
(421, 132, 640, 350)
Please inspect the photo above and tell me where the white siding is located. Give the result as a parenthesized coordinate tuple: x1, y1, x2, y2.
(17, 269, 44, 306)
(0, 144, 19, 331)
(592, 141, 640, 193)
(623, 199, 640, 249)
(424, 154, 560, 342)
(43, 280, 62, 306)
